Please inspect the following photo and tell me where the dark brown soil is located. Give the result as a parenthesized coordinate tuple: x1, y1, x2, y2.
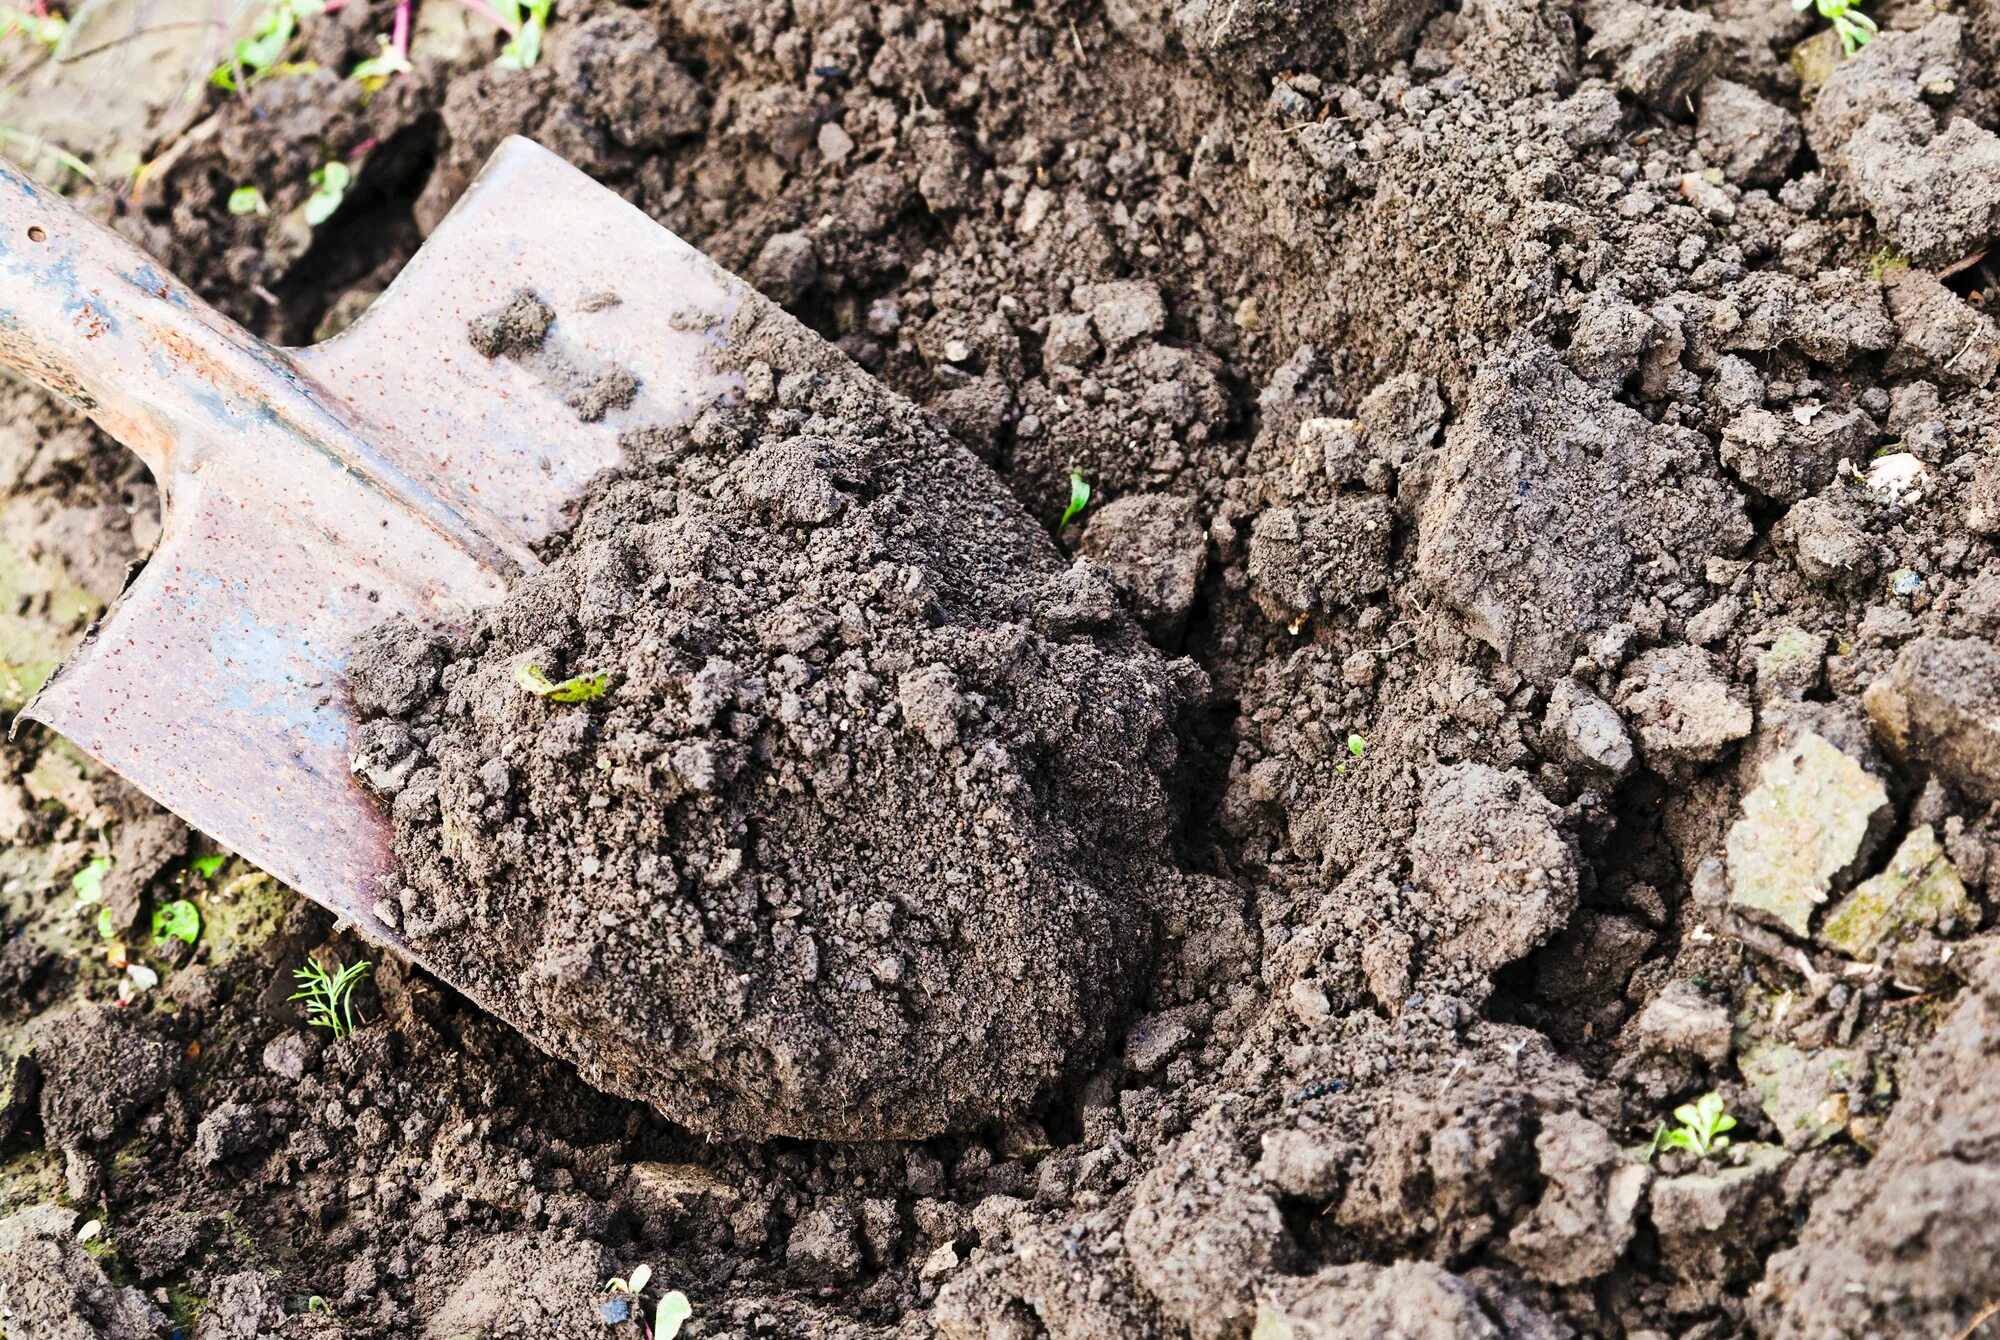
(6, 0, 2000, 1337)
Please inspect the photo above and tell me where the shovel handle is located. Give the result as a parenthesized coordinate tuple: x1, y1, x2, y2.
(0, 159, 251, 483)
(0, 158, 539, 576)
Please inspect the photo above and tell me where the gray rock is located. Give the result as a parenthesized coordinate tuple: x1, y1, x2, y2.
(1075, 494, 1208, 646)
(1543, 678, 1634, 779)
(1697, 78, 1800, 186)
(1615, 646, 1753, 772)
(786, 1203, 864, 1283)
(1073, 280, 1167, 350)
(1884, 268, 2000, 388)
(1724, 731, 1890, 938)
(1865, 637, 2000, 804)
(1584, 0, 1719, 113)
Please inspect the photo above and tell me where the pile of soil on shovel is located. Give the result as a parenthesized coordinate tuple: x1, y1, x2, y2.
(16, 0, 2000, 1337)
(348, 300, 1211, 1142)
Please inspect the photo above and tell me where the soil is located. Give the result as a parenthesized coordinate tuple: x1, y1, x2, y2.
(4, 0, 2000, 1337)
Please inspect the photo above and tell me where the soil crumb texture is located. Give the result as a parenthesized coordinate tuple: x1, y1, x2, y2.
(13, 0, 2000, 1336)
(357, 305, 1203, 1142)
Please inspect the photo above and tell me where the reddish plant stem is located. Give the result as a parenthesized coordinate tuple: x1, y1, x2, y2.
(454, 0, 517, 35)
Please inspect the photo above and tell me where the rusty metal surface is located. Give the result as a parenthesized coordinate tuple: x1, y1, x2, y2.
(0, 138, 749, 948)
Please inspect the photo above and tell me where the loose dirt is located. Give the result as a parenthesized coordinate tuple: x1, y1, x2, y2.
(6, 0, 2000, 1337)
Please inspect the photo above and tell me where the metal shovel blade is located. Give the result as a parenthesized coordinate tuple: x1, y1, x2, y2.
(0, 136, 755, 950)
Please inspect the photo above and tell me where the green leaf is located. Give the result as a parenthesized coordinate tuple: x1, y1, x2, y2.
(496, 0, 549, 67)
(71, 855, 111, 907)
(656, 1292, 693, 1340)
(96, 906, 114, 938)
(515, 662, 609, 703)
(192, 853, 227, 879)
(304, 160, 351, 227)
(349, 33, 412, 88)
(1346, 733, 1366, 757)
(151, 899, 201, 946)
(1059, 468, 1091, 531)
(227, 185, 266, 217)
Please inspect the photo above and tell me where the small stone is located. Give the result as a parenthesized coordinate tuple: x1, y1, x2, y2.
(1625, 981, 1731, 1066)
(1125, 1008, 1199, 1073)
(1738, 1043, 1865, 1150)
(1965, 453, 2000, 536)
(1072, 280, 1167, 350)
(1821, 825, 1975, 960)
(1865, 637, 2000, 804)
(786, 1203, 863, 1283)
(1074, 494, 1209, 646)
(1755, 629, 1827, 702)
(1725, 732, 1890, 938)
(1696, 78, 1801, 186)
(816, 120, 855, 164)
(1543, 678, 1635, 779)
(1615, 646, 1753, 771)
(260, 1031, 324, 1081)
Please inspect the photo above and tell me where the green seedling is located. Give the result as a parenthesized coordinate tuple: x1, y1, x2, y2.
(0, 5, 64, 49)
(211, 0, 323, 91)
(151, 898, 201, 947)
(1346, 733, 1366, 758)
(307, 1296, 332, 1314)
(494, 0, 551, 68)
(71, 854, 111, 908)
(349, 34, 411, 88)
(289, 956, 371, 1039)
(227, 185, 267, 217)
(1653, 1091, 1737, 1159)
(304, 161, 350, 227)
(656, 1291, 693, 1340)
(1059, 467, 1091, 531)
(1794, 0, 1876, 53)
(515, 662, 609, 703)
(192, 853, 227, 878)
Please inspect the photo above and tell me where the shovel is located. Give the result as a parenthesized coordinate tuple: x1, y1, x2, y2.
(0, 137, 755, 958)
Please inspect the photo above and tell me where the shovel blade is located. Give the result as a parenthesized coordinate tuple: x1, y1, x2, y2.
(4, 138, 755, 945)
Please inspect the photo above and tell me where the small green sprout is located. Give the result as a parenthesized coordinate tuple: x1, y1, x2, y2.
(1866, 246, 1908, 281)
(656, 1291, 693, 1340)
(348, 32, 411, 89)
(1059, 467, 1091, 532)
(494, 0, 550, 68)
(71, 855, 111, 908)
(227, 185, 267, 217)
(0, 6, 65, 49)
(515, 662, 609, 703)
(304, 161, 350, 227)
(151, 899, 201, 947)
(307, 1296, 332, 1314)
(289, 956, 371, 1039)
(96, 906, 114, 938)
(192, 853, 227, 879)
(1794, 0, 1875, 54)
(1653, 1091, 1737, 1159)
(1346, 733, 1366, 758)
(210, 0, 322, 90)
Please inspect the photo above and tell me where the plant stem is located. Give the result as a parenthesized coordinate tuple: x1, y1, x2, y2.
(390, 0, 409, 60)
(454, 0, 517, 35)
